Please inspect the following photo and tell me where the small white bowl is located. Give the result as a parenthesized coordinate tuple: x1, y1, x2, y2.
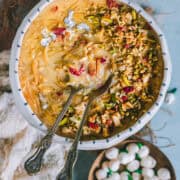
(9, 0, 172, 150)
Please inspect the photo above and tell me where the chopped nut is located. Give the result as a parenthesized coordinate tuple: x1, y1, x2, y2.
(103, 128, 110, 137)
(112, 112, 122, 127)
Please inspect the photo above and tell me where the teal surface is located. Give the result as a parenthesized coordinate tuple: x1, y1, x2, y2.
(74, 0, 180, 179)
(146, 0, 180, 177)
(74, 151, 98, 180)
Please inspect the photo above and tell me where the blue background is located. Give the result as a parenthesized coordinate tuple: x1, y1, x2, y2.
(145, 0, 180, 177)
(74, 0, 180, 179)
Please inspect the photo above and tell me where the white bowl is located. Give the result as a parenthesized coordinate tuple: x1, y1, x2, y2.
(9, 0, 172, 150)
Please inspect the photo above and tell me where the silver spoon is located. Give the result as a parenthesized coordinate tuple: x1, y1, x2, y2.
(56, 74, 113, 180)
(24, 86, 81, 175)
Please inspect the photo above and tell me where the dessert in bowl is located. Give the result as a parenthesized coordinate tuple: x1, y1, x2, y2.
(10, 0, 171, 150)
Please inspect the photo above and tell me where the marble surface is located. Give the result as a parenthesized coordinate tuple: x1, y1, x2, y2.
(74, 0, 180, 179)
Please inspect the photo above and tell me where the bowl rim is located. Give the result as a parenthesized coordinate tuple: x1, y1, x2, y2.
(9, 0, 172, 150)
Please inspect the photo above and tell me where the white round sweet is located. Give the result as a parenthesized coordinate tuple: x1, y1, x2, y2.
(142, 168, 155, 178)
(106, 173, 121, 180)
(105, 147, 119, 160)
(127, 160, 140, 172)
(137, 145, 149, 158)
(118, 152, 128, 164)
(126, 143, 139, 154)
(120, 171, 129, 180)
(132, 172, 141, 180)
(127, 153, 135, 163)
(102, 161, 109, 169)
(141, 156, 157, 168)
(109, 159, 120, 171)
(119, 152, 135, 165)
(157, 168, 171, 180)
(96, 168, 107, 180)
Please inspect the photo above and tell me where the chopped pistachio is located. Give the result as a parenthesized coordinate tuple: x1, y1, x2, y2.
(111, 93, 116, 103)
(105, 103, 114, 109)
(132, 10, 137, 20)
(101, 17, 113, 26)
(59, 117, 68, 126)
(123, 75, 131, 86)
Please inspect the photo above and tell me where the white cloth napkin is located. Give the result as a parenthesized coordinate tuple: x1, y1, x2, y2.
(0, 51, 70, 180)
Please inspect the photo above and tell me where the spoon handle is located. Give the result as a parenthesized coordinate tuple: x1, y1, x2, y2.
(56, 99, 92, 180)
(56, 74, 113, 180)
(24, 132, 53, 174)
(24, 87, 79, 175)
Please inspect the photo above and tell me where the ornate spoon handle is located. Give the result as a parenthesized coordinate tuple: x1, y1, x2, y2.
(56, 99, 92, 180)
(24, 86, 80, 175)
(24, 132, 53, 174)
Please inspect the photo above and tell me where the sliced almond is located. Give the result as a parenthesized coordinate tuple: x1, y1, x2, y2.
(88, 61, 96, 76)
